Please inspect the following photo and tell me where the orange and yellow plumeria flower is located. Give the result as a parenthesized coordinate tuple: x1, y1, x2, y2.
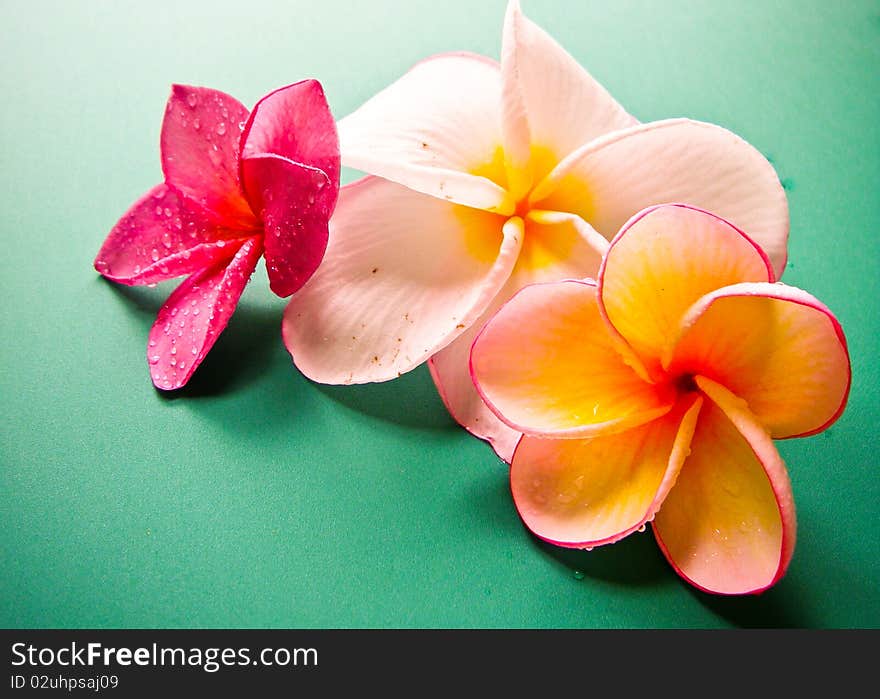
(470, 204, 850, 594)
(282, 0, 788, 463)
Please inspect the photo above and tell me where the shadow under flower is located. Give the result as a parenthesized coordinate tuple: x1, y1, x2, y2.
(315, 363, 457, 430)
(689, 583, 805, 628)
(534, 527, 670, 588)
(101, 278, 285, 398)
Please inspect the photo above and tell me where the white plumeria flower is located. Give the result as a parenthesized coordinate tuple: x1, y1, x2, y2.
(283, 0, 788, 462)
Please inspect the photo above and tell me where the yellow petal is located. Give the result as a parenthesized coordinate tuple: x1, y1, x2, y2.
(471, 279, 675, 438)
(599, 204, 774, 375)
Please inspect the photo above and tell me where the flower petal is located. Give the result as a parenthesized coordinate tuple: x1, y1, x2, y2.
(510, 395, 702, 548)
(500, 0, 636, 184)
(531, 119, 789, 276)
(241, 154, 333, 298)
(282, 177, 520, 384)
(653, 381, 796, 595)
(160, 84, 255, 227)
(337, 52, 511, 212)
(94, 184, 254, 285)
(471, 279, 674, 438)
(429, 210, 610, 461)
(147, 237, 262, 390)
(666, 284, 850, 438)
(598, 204, 774, 375)
(240, 79, 340, 211)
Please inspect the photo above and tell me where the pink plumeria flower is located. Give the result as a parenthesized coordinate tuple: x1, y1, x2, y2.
(470, 204, 851, 595)
(95, 81, 340, 390)
(282, 0, 789, 462)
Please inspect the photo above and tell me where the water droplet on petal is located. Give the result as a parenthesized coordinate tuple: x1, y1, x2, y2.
(192, 117, 200, 131)
(149, 355, 160, 365)
(216, 122, 226, 136)
(151, 249, 160, 262)
(186, 92, 198, 108)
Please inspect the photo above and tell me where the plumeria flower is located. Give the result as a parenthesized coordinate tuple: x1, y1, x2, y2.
(95, 81, 339, 390)
(470, 204, 850, 595)
(282, 0, 788, 462)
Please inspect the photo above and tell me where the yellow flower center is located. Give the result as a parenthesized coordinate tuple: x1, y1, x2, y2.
(465, 144, 587, 269)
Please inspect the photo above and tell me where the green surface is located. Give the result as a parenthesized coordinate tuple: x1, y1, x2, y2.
(1, 0, 878, 629)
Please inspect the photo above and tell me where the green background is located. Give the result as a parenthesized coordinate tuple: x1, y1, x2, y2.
(2, 0, 878, 629)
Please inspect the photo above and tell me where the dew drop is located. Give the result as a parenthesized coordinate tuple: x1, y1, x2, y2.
(170, 346, 177, 355)
(151, 249, 160, 262)
(573, 570, 585, 581)
(192, 309, 200, 316)
(192, 117, 201, 131)
(149, 340, 157, 347)
(149, 355, 160, 365)
(191, 347, 198, 355)
(186, 93, 198, 108)
(637, 524, 646, 533)
(216, 122, 227, 136)
(177, 362, 185, 370)
(155, 205, 163, 216)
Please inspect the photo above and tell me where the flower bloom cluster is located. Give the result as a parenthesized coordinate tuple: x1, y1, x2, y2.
(95, 1, 850, 594)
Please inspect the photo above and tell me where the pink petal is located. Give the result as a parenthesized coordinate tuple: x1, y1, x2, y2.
(470, 279, 674, 438)
(241, 154, 333, 297)
(282, 177, 519, 384)
(94, 184, 252, 285)
(654, 379, 797, 595)
(530, 119, 789, 277)
(240, 79, 340, 212)
(430, 210, 609, 462)
(666, 283, 851, 438)
(429, 328, 522, 462)
(500, 0, 636, 184)
(147, 237, 262, 390)
(160, 84, 255, 228)
(337, 53, 511, 212)
(510, 396, 702, 548)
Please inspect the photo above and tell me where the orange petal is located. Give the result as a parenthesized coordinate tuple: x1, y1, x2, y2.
(471, 279, 674, 437)
(653, 383, 796, 595)
(667, 284, 851, 438)
(510, 396, 702, 547)
(598, 204, 774, 374)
